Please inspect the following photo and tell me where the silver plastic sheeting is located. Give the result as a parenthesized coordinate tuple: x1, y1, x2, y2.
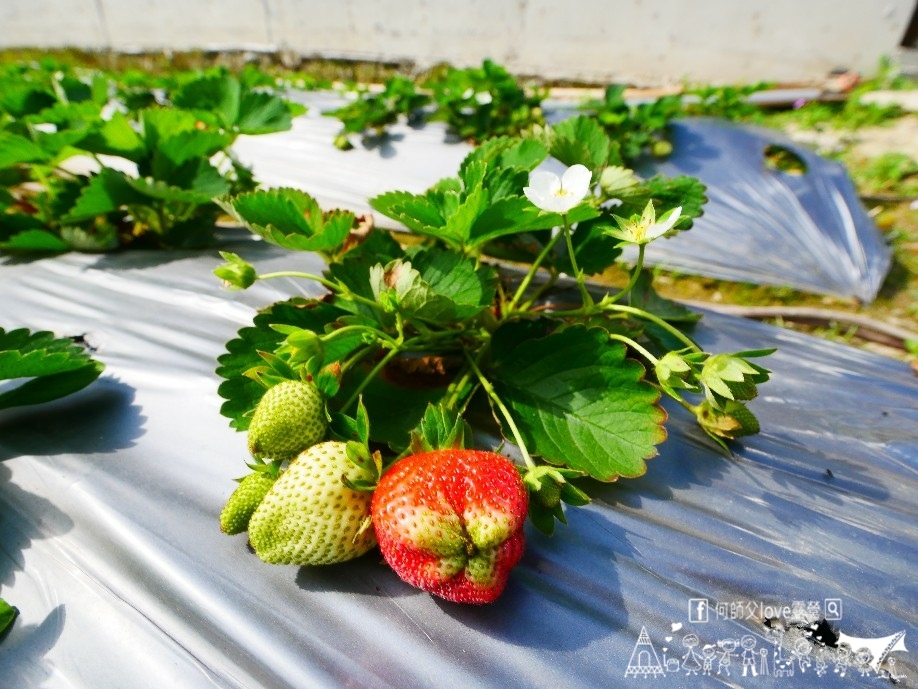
(632, 118, 893, 303)
(0, 241, 915, 688)
(231, 91, 472, 214)
(233, 95, 891, 303)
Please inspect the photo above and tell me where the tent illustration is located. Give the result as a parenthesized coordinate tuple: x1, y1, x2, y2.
(625, 626, 667, 678)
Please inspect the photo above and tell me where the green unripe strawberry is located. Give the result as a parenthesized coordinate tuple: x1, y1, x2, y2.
(220, 472, 277, 535)
(247, 379, 327, 462)
(248, 441, 377, 565)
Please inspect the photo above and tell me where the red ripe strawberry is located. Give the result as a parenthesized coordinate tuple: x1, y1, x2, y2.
(371, 449, 528, 605)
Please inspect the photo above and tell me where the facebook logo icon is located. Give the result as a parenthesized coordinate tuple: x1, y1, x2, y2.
(688, 598, 710, 623)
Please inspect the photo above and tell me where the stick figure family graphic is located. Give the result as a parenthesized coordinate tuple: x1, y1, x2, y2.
(624, 625, 908, 681)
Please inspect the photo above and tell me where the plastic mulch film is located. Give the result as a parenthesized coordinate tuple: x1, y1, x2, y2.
(0, 242, 914, 688)
(630, 117, 892, 303)
(234, 96, 891, 303)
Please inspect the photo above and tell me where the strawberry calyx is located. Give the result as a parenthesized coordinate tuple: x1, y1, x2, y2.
(520, 465, 591, 535)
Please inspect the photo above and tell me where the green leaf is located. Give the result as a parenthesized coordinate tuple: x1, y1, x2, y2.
(551, 115, 620, 170)
(0, 328, 104, 410)
(0, 597, 17, 635)
(0, 132, 51, 168)
(173, 73, 241, 130)
(0, 229, 70, 253)
(156, 128, 235, 167)
(616, 174, 707, 231)
(370, 191, 445, 235)
(76, 111, 146, 162)
(218, 188, 353, 254)
(489, 323, 666, 480)
(370, 249, 496, 326)
(236, 91, 297, 134)
(409, 247, 497, 320)
(62, 168, 146, 222)
(126, 168, 228, 204)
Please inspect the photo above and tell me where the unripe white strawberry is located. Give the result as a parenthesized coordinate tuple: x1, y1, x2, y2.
(247, 379, 326, 462)
(248, 441, 377, 565)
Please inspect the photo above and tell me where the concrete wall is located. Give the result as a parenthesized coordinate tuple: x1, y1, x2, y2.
(1, 0, 914, 84)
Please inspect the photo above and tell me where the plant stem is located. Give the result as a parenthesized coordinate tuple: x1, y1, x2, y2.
(506, 223, 566, 313)
(605, 243, 645, 305)
(607, 333, 658, 365)
(463, 351, 535, 469)
(340, 346, 401, 411)
(561, 215, 593, 308)
(602, 303, 702, 352)
(256, 271, 380, 310)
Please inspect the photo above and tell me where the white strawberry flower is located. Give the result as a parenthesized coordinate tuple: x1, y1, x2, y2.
(608, 200, 682, 245)
(523, 164, 592, 214)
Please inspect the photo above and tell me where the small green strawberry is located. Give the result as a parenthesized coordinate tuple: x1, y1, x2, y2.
(248, 441, 377, 565)
(247, 379, 327, 461)
(371, 449, 528, 604)
(220, 471, 277, 535)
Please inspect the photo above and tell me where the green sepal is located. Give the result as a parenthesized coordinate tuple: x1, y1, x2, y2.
(405, 402, 472, 455)
(214, 251, 257, 290)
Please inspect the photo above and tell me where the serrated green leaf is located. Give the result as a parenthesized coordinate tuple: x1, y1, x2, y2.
(0, 229, 70, 253)
(156, 128, 235, 167)
(62, 168, 146, 222)
(76, 111, 146, 162)
(0, 132, 51, 168)
(410, 247, 497, 320)
(218, 188, 352, 253)
(489, 323, 666, 480)
(551, 115, 620, 170)
(126, 169, 226, 204)
(237, 91, 297, 134)
(0, 327, 104, 410)
(139, 107, 200, 151)
(370, 191, 445, 235)
(0, 84, 56, 118)
(173, 73, 241, 129)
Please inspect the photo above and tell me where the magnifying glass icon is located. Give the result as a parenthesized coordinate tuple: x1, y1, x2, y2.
(825, 599, 842, 620)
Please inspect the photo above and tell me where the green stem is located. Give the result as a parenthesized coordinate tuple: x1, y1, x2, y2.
(506, 222, 567, 313)
(517, 270, 559, 312)
(605, 243, 645, 305)
(443, 363, 475, 414)
(257, 270, 340, 291)
(256, 271, 380, 310)
(602, 303, 702, 352)
(463, 351, 535, 469)
(340, 346, 401, 411)
(607, 333, 659, 365)
(338, 345, 377, 375)
(562, 215, 593, 308)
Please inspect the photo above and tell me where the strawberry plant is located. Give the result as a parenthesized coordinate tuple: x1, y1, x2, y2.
(0, 64, 304, 253)
(578, 84, 683, 163)
(215, 115, 773, 603)
(422, 59, 546, 143)
(324, 75, 431, 150)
